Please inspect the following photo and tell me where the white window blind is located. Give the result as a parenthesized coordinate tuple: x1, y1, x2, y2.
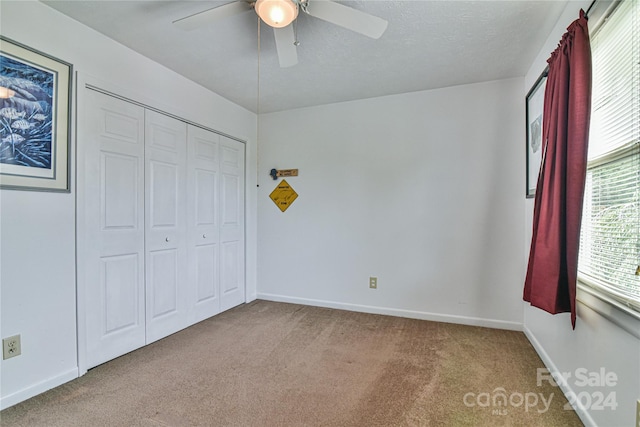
(578, 0, 640, 311)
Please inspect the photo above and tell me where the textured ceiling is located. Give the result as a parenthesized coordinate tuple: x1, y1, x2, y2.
(42, 0, 569, 113)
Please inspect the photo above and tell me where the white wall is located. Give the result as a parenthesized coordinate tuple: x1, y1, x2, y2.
(257, 78, 526, 330)
(523, 2, 640, 426)
(0, 0, 257, 409)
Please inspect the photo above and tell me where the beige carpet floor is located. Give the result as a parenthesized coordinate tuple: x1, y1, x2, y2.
(1, 300, 582, 426)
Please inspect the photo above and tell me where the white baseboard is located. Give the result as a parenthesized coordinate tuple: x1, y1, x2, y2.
(523, 326, 597, 427)
(0, 367, 78, 410)
(257, 293, 523, 331)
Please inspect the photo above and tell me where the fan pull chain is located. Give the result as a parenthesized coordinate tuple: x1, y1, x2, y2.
(256, 16, 261, 189)
(293, 12, 300, 46)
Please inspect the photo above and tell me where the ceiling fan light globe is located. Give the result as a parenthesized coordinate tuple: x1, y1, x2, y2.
(255, 0, 298, 28)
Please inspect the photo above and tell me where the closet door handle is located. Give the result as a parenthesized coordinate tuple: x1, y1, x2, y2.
(165, 237, 170, 242)
(203, 234, 207, 239)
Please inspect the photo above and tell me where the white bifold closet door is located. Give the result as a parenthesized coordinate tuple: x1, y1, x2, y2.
(82, 90, 147, 368)
(81, 89, 245, 369)
(218, 135, 245, 312)
(144, 110, 188, 344)
(187, 127, 245, 321)
(187, 126, 220, 322)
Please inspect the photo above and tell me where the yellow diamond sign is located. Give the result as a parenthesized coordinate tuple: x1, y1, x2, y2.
(270, 179, 298, 212)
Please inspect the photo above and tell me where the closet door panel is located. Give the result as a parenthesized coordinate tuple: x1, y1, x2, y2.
(187, 126, 221, 323)
(102, 153, 138, 228)
(145, 110, 188, 343)
(196, 169, 216, 225)
(196, 244, 217, 301)
(81, 90, 146, 369)
(102, 254, 140, 333)
(148, 249, 179, 317)
(219, 136, 245, 312)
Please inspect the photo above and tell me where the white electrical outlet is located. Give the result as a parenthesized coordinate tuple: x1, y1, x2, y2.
(3, 335, 21, 360)
(369, 277, 377, 289)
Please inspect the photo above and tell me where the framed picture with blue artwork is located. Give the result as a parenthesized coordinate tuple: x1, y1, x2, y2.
(525, 68, 547, 199)
(0, 37, 72, 192)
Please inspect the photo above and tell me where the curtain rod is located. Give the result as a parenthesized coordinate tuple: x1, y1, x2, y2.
(585, 0, 597, 19)
(538, 0, 597, 78)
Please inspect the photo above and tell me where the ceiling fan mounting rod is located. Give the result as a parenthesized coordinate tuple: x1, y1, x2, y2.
(297, 0, 309, 14)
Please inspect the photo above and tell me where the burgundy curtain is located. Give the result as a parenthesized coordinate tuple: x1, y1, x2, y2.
(523, 10, 592, 328)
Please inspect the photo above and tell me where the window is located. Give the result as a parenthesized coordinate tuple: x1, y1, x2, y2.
(578, 0, 640, 313)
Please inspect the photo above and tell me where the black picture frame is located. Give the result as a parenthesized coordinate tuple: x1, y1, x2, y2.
(525, 68, 548, 198)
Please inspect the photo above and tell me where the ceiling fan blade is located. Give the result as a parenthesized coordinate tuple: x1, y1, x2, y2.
(304, 0, 388, 39)
(273, 25, 298, 68)
(173, 2, 253, 31)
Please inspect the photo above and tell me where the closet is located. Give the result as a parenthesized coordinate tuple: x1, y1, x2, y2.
(78, 88, 245, 369)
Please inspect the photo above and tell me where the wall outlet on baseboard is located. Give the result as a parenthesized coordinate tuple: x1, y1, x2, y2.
(369, 277, 377, 289)
(3, 334, 21, 360)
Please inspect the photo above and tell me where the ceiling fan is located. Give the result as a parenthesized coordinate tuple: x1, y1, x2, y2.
(173, 0, 388, 68)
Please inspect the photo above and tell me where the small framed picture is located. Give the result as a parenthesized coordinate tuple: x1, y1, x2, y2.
(525, 69, 547, 198)
(0, 36, 72, 192)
